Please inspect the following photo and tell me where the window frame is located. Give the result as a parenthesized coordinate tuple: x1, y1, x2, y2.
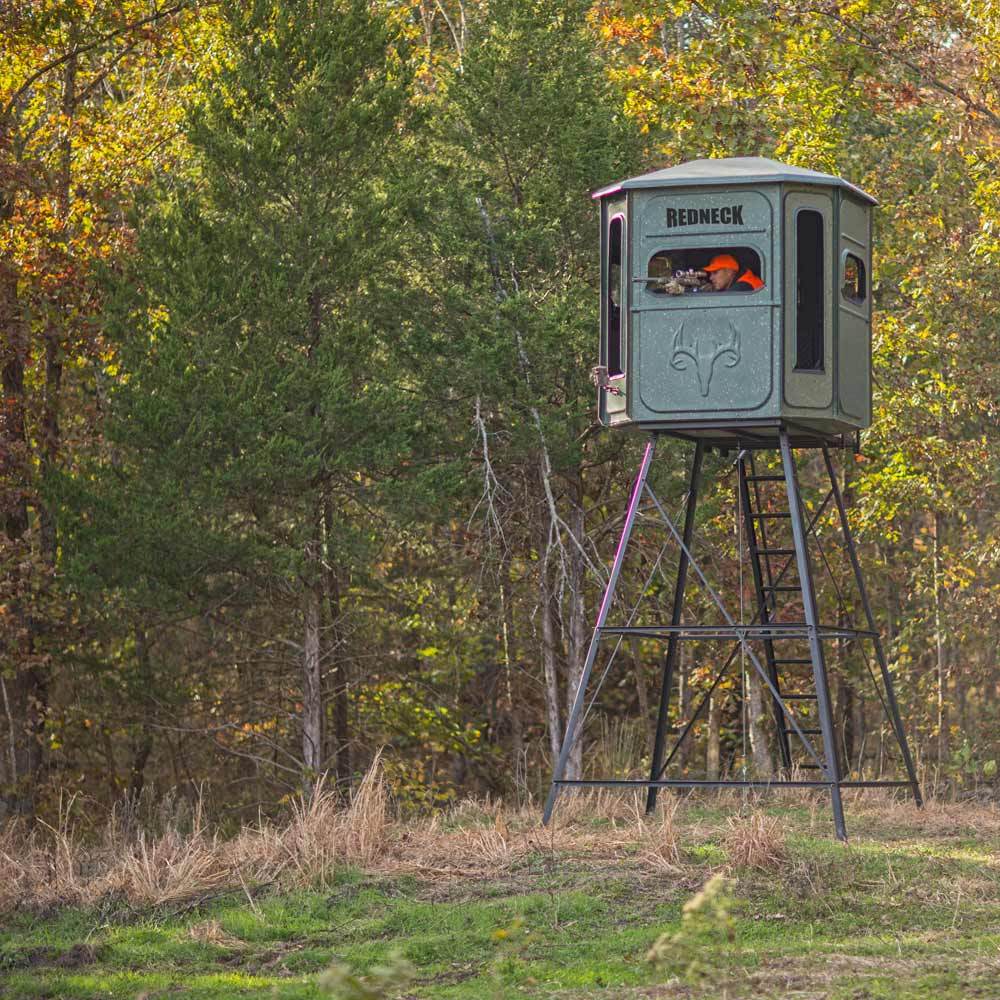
(643, 246, 765, 298)
(793, 207, 825, 372)
(606, 213, 626, 378)
(840, 249, 867, 306)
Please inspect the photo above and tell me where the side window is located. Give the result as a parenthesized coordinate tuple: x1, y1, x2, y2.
(841, 252, 866, 305)
(795, 210, 824, 371)
(646, 247, 764, 296)
(607, 216, 624, 376)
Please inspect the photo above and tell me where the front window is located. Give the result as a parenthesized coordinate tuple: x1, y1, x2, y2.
(646, 247, 764, 296)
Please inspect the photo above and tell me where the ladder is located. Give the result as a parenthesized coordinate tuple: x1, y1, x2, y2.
(739, 451, 824, 776)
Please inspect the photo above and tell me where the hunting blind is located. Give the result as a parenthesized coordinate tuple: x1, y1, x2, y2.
(545, 158, 920, 840)
(596, 156, 873, 438)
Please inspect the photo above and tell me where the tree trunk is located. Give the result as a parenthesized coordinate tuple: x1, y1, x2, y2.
(322, 497, 350, 787)
(852, 688, 866, 777)
(126, 628, 154, 810)
(302, 588, 323, 794)
(837, 462, 857, 776)
(932, 510, 949, 765)
(746, 666, 773, 777)
(0, 668, 47, 821)
(538, 523, 562, 766)
(707, 695, 721, 780)
(630, 638, 650, 742)
(534, 497, 566, 770)
(837, 674, 855, 778)
(0, 188, 41, 821)
(835, 604, 856, 777)
(563, 472, 587, 781)
(499, 564, 524, 766)
(677, 625, 693, 769)
(39, 46, 74, 563)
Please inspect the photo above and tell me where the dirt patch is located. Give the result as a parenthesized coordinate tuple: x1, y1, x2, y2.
(56, 943, 103, 968)
(746, 949, 1000, 999)
(419, 964, 480, 986)
(2, 942, 102, 970)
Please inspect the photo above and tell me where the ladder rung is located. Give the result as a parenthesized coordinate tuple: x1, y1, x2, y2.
(781, 693, 817, 701)
(784, 728, 822, 735)
(762, 585, 799, 592)
(746, 474, 784, 482)
(797, 764, 823, 770)
(774, 658, 812, 664)
(758, 548, 794, 556)
(751, 513, 791, 519)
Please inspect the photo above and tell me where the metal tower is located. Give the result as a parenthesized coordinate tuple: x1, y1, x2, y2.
(543, 431, 922, 840)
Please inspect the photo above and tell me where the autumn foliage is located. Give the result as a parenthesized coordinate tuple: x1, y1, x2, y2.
(0, 0, 998, 825)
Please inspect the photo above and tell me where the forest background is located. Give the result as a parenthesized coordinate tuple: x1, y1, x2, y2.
(1, 0, 998, 828)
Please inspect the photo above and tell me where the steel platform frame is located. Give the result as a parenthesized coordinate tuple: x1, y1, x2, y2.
(542, 429, 922, 841)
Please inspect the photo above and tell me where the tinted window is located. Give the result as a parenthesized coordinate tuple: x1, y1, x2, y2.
(608, 216, 624, 376)
(795, 210, 824, 370)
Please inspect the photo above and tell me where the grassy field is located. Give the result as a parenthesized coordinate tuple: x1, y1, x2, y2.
(2, 792, 1000, 999)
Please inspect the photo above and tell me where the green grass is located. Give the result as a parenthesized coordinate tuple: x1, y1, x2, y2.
(2, 801, 999, 998)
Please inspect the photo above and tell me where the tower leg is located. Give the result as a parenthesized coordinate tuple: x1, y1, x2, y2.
(780, 432, 847, 841)
(646, 442, 704, 814)
(543, 437, 657, 825)
(822, 446, 923, 807)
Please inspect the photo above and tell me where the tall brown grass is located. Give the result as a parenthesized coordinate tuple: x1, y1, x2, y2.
(2, 775, 995, 916)
(637, 794, 683, 871)
(281, 753, 389, 886)
(0, 753, 390, 913)
(722, 810, 788, 871)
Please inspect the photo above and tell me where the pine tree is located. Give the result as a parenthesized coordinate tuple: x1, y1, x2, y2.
(425, 0, 646, 777)
(87, 0, 414, 792)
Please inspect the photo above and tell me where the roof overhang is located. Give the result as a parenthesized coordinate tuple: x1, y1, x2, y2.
(592, 156, 877, 205)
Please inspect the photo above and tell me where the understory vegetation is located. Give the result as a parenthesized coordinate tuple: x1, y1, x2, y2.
(2, 776, 1000, 998)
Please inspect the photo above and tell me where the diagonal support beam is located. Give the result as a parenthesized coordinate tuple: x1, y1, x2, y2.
(543, 437, 657, 825)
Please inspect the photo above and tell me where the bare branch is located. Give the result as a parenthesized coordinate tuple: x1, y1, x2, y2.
(434, 0, 465, 70)
(468, 394, 510, 556)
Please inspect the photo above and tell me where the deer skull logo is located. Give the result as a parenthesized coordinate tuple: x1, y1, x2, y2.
(670, 322, 741, 397)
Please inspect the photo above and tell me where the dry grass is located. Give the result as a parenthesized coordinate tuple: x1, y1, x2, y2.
(0, 754, 390, 913)
(280, 752, 389, 886)
(636, 795, 683, 872)
(187, 918, 247, 950)
(0, 820, 48, 913)
(0, 794, 90, 913)
(2, 771, 998, 917)
(113, 828, 231, 906)
(722, 810, 788, 872)
(873, 796, 1000, 836)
